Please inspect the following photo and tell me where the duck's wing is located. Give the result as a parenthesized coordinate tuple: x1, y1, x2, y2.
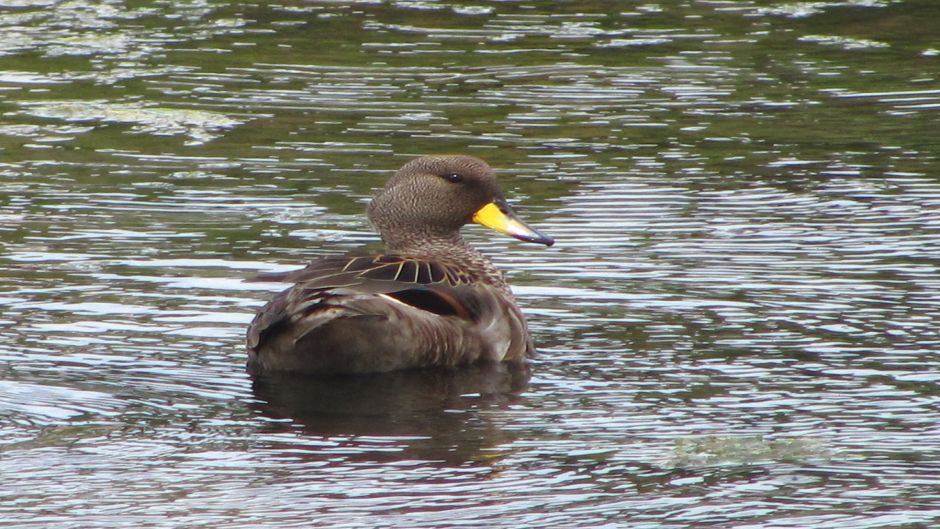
(246, 255, 495, 350)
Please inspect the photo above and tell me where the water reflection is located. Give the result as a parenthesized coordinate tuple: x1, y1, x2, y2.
(250, 363, 530, 463)
(3, 0, 940, 527)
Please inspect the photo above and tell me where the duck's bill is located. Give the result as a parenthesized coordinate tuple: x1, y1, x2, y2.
(472, 200, 554, 246)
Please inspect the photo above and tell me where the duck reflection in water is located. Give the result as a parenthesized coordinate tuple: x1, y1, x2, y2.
(249, 363, 531, 463)
(245, 155, 551, 462)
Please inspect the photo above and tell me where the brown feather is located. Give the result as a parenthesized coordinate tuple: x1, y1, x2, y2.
(246, 155, 548, 375)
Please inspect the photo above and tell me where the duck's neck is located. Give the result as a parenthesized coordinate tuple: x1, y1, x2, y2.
(383, 231, 512, 296)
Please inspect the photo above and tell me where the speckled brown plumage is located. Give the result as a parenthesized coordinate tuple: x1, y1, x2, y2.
(246, 155, 553, 375)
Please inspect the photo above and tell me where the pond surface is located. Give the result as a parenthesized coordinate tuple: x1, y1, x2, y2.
(2, 1, 940, 527)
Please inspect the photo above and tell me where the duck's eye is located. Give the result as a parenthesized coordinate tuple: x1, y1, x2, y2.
(443, 173, 464, 184)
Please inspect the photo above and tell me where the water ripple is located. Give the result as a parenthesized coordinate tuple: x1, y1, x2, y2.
(2, 1, 939, 528)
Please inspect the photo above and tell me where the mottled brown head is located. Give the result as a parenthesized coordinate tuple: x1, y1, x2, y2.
(368, 155, 553, 252)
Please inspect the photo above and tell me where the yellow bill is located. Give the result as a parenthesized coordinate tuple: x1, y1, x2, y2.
(472, 199, 554, 246)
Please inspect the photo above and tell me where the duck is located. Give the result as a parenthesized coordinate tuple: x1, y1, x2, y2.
(246, 155, 554, 375)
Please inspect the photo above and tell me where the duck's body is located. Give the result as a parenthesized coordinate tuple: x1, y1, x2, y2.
(246, 155, 553, 375)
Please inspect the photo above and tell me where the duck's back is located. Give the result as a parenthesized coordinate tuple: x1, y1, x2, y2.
(246, 254, 532, 375)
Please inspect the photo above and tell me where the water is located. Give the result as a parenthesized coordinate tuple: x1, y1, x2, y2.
(2, 1, 940, 527)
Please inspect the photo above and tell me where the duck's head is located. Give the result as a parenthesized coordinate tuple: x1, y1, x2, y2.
(368, 155, 554, 249)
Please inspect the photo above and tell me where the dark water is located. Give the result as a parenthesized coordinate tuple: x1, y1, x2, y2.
(2, 1, 940, 527)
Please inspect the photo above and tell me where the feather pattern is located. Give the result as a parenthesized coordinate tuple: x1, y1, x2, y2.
(245, 155, 551, 375)
(246, 254, 532, 374)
